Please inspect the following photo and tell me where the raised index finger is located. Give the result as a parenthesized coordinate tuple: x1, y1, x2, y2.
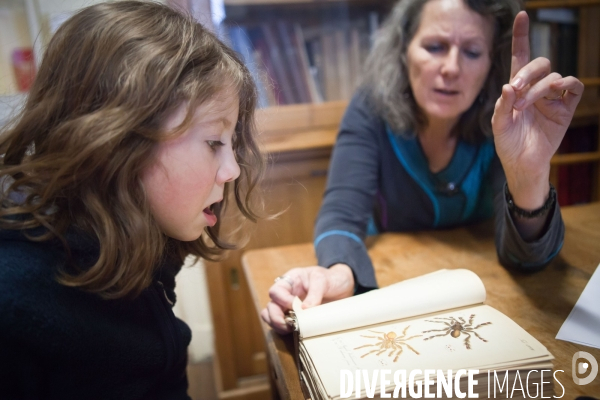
(511, 11, 530, 81)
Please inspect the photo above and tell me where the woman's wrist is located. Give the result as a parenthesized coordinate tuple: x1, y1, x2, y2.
(505, 181, 555, 241)
(328, 263, 355, 299)
(505, 183, 555, 219)
(505, 169, 550, 211)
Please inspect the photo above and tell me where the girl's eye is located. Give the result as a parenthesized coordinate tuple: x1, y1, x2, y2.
(207, 140, 225, 150)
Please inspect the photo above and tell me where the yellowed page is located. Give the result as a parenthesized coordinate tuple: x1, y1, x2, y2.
(294, 269, 486, 339)
(302, 304, 552, 399)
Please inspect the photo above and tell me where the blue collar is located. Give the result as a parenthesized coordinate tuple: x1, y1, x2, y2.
(386, 125, 495, 227)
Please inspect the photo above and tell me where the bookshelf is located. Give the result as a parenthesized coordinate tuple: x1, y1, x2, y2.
(526, 2, 600, 203)
(208, 0, 600, 398)
(220, 0, 395, 107)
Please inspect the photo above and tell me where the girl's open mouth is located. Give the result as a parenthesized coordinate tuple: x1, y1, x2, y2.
(203, 207, 217, 227)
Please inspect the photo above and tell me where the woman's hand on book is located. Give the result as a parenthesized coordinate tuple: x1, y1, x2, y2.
(261, 263, 355, 334)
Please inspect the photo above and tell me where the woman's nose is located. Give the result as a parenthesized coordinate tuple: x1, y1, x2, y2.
(441, 48, 460, 78)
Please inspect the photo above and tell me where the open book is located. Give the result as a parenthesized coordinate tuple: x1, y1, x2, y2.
(289, 270, 554, 400)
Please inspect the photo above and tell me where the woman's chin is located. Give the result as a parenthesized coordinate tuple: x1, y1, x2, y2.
(424, 105, 469, 122)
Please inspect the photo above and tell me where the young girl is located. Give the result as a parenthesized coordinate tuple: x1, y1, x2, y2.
(0, 2, 263, 399)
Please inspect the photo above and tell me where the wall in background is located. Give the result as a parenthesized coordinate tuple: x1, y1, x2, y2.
(174, 257, 215, 363)
(0, 0, 168, 95)
(0, 3, 31, 95)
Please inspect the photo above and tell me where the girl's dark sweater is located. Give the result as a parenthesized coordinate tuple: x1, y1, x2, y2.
(0, 227, 192, 400)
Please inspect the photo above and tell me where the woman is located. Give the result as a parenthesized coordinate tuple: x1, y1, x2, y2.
(262, 0, 583, 334)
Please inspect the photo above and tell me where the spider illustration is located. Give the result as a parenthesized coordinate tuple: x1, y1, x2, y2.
(354, 326, 421, 362)
(423, 314, 492, 350)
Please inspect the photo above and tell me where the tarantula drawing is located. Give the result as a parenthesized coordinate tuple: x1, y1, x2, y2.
(354, 326, 421, 362)
(422, 314, 492, 350)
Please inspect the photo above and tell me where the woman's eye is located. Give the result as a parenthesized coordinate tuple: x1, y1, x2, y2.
(207, 140, 225, 150)
(464, 49, 482, 59)
(425, 44, 444, 53)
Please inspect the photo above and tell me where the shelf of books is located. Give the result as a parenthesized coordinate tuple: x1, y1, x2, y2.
(528, 3, 600, 203)
(221, 1, 394, 107)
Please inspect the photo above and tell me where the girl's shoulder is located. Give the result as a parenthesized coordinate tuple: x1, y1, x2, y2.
(0, 230, 65, 302)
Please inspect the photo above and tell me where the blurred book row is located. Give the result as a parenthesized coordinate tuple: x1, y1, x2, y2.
(530, 8, 578, 79)
(529, 8, 598, 206)
(222, 14, 378, 108)
(556, 125, 598, 206)
(227, 7, 580, 109)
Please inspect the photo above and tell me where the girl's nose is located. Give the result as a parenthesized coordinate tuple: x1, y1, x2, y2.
(218, 148, 241, 184)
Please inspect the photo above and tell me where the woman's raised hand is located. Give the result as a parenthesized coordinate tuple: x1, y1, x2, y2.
(261, 264, 355, 334)
(492, 11, 584, 210)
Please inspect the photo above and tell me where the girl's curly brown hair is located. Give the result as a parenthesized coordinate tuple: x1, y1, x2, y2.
(0, 1, 264, 299)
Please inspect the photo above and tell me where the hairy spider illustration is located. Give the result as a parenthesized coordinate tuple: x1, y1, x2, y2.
(423, 314, 492, 350)
(354, 326, 421, 362)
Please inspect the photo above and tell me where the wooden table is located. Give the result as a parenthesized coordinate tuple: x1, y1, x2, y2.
(242, 203, 600, 399)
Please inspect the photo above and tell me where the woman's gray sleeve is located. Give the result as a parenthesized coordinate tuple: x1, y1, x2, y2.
(314, 93, 382, 292)
(492, 156, 565, 270)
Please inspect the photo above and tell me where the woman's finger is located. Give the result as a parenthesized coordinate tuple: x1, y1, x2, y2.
(301, 271, 327, 308)
(510, 57, 551, 92)
(510, 11, 530, 81)
(549, 76, 585, 112)
(265, 301, 292, 333)
(269, 278, 298, 309)
(260, 308, 271, 325)
(512, 72, 563, 110)
(491, 84, 517, 133)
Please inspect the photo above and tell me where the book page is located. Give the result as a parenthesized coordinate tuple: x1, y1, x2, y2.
(302, 304, 552, 399)
(294, 269, 486, 338)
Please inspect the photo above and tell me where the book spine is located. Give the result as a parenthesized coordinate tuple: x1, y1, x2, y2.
(556, 22, 578, 78)
(534, 8, 579, 77)
(530, 22, 551, 61)
(249, 28, 283, 106)
(334, 29, 352, 100)
(348, 26, 362, 93)
(320, 29, 339, 101)
(306, 37, 325, 102)
(228, 25, 270, 108)
(293, 23, 323, 104)
(556, 125, 597, 205)
(277, 20, 311, 104)
(261, 23, 297, 104)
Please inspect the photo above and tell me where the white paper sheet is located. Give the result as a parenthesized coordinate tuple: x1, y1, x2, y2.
(556, 263, 600, 349)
